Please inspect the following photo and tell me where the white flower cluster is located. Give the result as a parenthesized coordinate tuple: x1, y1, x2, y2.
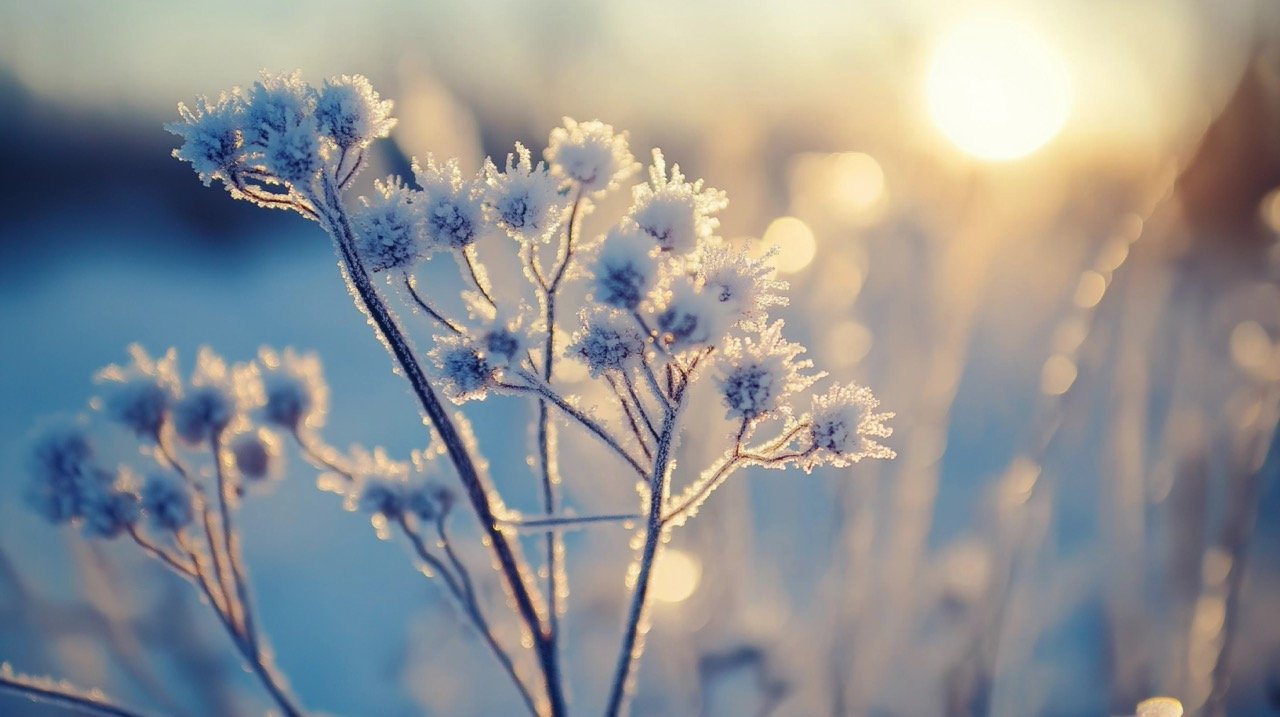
(24, 345, 329, 537)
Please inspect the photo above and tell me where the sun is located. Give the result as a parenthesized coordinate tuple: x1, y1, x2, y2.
(926, 16, 1072, 161)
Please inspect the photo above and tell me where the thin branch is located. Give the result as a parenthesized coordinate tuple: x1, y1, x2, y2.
(623, 373, 660, 440)
(210, 433, 256, 650)
(606, 374, 653, 461)
(0, 671, 152, 717)
(127, 527, 195, 578)
(499, 513, 643, 531)
(463, 247, 497, 309)
(404, 274, 463, 334)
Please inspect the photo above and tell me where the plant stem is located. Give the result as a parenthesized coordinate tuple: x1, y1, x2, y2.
(0, 674, 151, 717)
(604, 404, 680, 717)
(318, 178, 565, 717)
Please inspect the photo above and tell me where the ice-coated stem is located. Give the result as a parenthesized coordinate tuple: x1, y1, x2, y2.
(0, 671, 151, 717)
(604, 402, 681, 717)
(317, 177, 566, 717)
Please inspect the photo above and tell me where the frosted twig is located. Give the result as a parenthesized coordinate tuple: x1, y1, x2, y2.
(403, 274, 462, 334)
(499, 513, 643, 531)
(0, 666, 152, 717)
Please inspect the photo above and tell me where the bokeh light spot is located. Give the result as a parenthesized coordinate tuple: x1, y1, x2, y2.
(762, 216, 817, 274)
(652, 548, 702, 604)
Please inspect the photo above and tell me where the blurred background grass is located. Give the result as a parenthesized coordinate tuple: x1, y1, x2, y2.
(1, 1, 1279, 715)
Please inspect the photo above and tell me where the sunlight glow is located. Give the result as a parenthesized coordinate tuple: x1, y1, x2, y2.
(926, 16, 1072, 161)
(652, 548, 702, 604)
(762, 217, 817, 274)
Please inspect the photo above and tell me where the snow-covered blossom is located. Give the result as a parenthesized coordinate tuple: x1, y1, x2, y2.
(592, 225, 661, 310)
(95, 345, 181, 441)
(471, 309, 530, 369)
(314, 74, 396, 151)
(80, 483, 141, 540)
(228, 427, 283, 484)
(414, 156, 486, 251)
(406, 482, 454, 522)
(653, 278, 731, 352)
(428, 336, 496, 403)
(716, 321, 818, 421)
(698, 242, 788, 326)
(801, 382, 895, 471)
(628, 149, 727, 255)
(257, 347, 328, 432)
(23, 416, 97, 524)
(173, 348, 261, 445)
(358, 474, 409, 518)
(352, 177, 425, 272)
(263, 118, 323, 185)
(140, 473, 194, 531)
(484, 143, 569, 242)
(166, 93, 244, 186)
(567, 309, 648, 377)
(241, 71, 314, 151)
(545, 118, 637, 195)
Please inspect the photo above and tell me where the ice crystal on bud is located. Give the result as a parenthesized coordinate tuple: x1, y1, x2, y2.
(546, 117, 637, 194)
(140, 472, 194, 531)
(314, 74, 396, 150)
(654, 278, 731, 352)
(94, 345, 181, 441)
(629, 149, 727, 255)
(172, 348, 261, 444)
(698, 242, 788, 326)
(241, 71, 314, 150)
(414, 156, 486, 251)
(802, 382, 895, 471)
(593, 225, 660, 310)
(263, 117, 323, 185)
(484, 143, 569, 242)
(80, 480, 141, 540)
(166, 93, 244, 187)
(716, 321, 818, 421)
(258, 347, 328, 432)
(568, 309, 648, 377)
(353, 177, 425, 272)
(428, 337, 496, 403)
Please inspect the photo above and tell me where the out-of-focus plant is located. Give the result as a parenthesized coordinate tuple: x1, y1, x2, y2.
(1, 71, 893, 717)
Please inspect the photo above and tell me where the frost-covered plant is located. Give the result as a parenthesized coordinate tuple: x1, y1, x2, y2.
(8, 71, 894, 717)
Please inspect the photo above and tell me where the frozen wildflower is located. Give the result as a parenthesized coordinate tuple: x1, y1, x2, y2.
(166, 92, 244, 186)
(592, 225, 661, 310)
(716, 322, 819, 421)
(414, 156, 486, 251)
(427, 336, 496, 403)
(698, 242, 788, 326)
(314, 74, 396, 151)
(653, 278, 732, 352)
(802, 383, 895, 471)
(545, 118, 637, 195)
(628, 149, 727, 255)
(81, 484, 141, 540)
(406, 482, 454, 522)
(140, 473, 194, 531)
(352, 177, 426, 272)
(484, 143, 569, 242)
(228, 427, 283, 484)
(23, 417, 96, 524)
(262, 117, 323, 185)
(567, 309, 648, 377)
(173, 348, 262, 445)
(241, 71, 314, 150)
(257, 347, 328, 432)
(358, 475, 409, 518)
(95, 345, 181, 441)
(471, 310, 530, 369)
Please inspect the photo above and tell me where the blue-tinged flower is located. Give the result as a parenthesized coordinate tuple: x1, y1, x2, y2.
(567, 308, 647, 377)
(140, 473, 194, 531)
(715, 321, 818, 422)
(263, 118, 323, 185)
(241, 71, 314, 149)
(413, 156, 487, 251)
(81, 486, 141, 540)
(653, 278, 731, 352)
(353, 177, 426, 272)
(94, 345, 181, 441)
(166, 92, 245, 186)
(228, 427, 283, 484)
(483, 143, 569, 243)
(315, 74, 396, 151)
(172, 348, 262, 445)
(427, 336, 496, 403)
(23, 416, 96, 524)
(698, 241, 788, 327)
(801, 383, 895, 471)
(545, 118, 637, 195)
(628, 149, 727, 255)
(593, 225, 660, 310)
(257, 347, 328, 432)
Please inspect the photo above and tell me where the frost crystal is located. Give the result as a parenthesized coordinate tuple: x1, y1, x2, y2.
(314, 74, 396, 151)
(716, 321, 818, 421)
(258, 347, 328, 431)
(484, 143, 569, 242)
(628, 149, 727, 255)
(545, 118, 637, 194)
(353, 177, 425, 272)
(593, 225, 660, 310)
(94, 345, 181, 440)
(414, 156, 486, 251)
(172, 348, 261, 444)
(263, 117, 323, 185)
(428, 337, 495, 403)
(140, 472, 194, 531)
(241, 71, 314, 151)
(802, 382, 896, 470)
(698, 242, 788, 326)
(568, 309, 647, 377)
(653, 278, 731, 352)
(166, 93, 244, 187)
(80, 483, 141, 540)
(23, 417, 97, 524)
